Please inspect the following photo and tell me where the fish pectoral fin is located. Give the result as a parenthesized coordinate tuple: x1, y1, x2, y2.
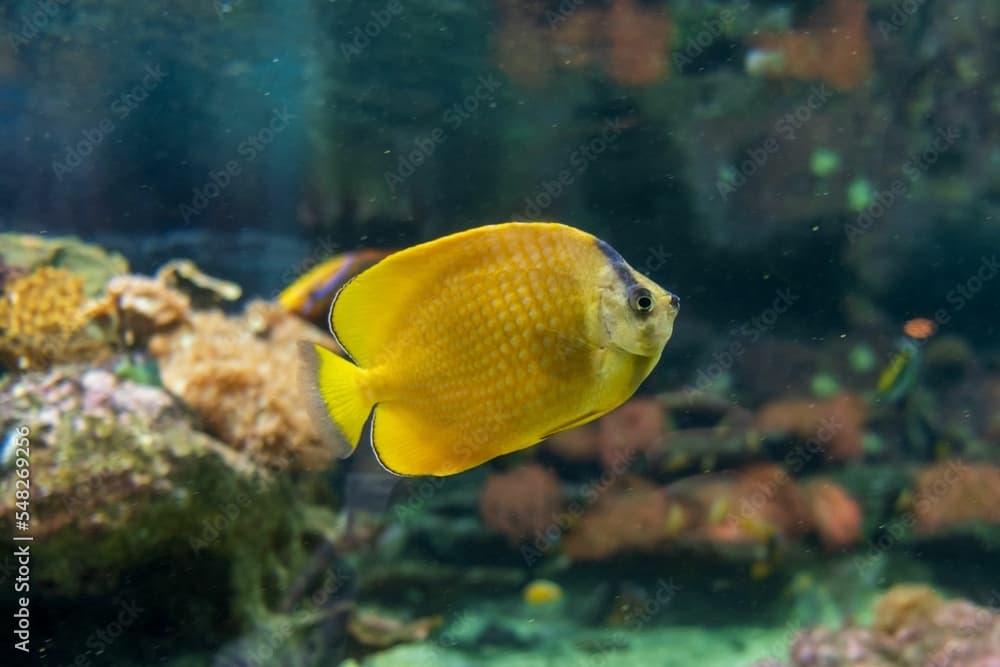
(540, 409, 603, 440)
(370, 404, 484, 477)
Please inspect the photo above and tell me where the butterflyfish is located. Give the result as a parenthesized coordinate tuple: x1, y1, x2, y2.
(299, 222, 680, 477)
(279, 249, 393, 326)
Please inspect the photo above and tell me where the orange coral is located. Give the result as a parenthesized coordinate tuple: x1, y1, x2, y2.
(544, 421, 601, 462)
(562, 478, 677, 560)
(0, 266, 106, 370)
(95, 273, 191, 346)
(596, 396, 666, 469)
(801, 479, 862, 550)
(747, 0, 871, 91)
(872, 584, 943, 637)
(148, 300, 334, 470)
(348, 611, 443, 648)
(560, 463, 862, 561)
(494, 0, 672, 87)
(606, 0, 671, 86)
(544, 395, 666, 466)
(755, 393, 865, 461)
(479, 464, 563, 544)
(687, 463, 806, 547)
(908, 461, 1000, 534)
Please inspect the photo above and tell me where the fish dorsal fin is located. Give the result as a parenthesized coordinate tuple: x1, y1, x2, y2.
(329, 222, 587, 366)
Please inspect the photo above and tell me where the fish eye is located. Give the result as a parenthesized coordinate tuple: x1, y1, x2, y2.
(628, 286, 654, 313)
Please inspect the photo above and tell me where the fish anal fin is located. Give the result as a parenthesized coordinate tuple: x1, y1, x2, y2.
(540, 409, 603, 440)
(370, 404, 491, 477)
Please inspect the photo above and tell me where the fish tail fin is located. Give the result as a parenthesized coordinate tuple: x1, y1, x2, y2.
(298, 341, 372, 457)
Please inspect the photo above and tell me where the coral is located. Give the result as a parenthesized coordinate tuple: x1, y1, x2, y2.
(95, 273, 192, 346)
(543, 395, 667, 467)
(562, 477, 675, 560)
(595, 396, 666, 469)
(871, 584, 943, 636)
(906, 461, 1000, 534)
(0, 255, 25, 291)
(494, 0, 672, 88)
(348, 610, 443, 648)
(606, 0, 671, 86)
(684, 463, 807, 548)
(148, 300, 334, 470)
(157, 258, 242, 307)
(764, 585, 1000, 666)
(755, 393, 866, 461)
(0, 232, 128, 297)
(0, 364, 269, 589)
(746, 0, 871, 91)
(801, 479, 863, 550)
(0, 266, 108, 370)
(544, 421, 601, 462)
(479, 463, 562, 544)
(87, 260, 241, 347)
(561, 463, 861, 561)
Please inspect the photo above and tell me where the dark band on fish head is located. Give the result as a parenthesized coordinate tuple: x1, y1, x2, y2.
(596, 238, 657, 318)
(595, 238, 640, 291)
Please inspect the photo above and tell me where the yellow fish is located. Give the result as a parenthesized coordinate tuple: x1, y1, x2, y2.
(278, 249, 393, 326)
(299, 222, 680, 476)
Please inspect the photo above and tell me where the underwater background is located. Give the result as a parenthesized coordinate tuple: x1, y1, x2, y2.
(2, 0, 1000, 665)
